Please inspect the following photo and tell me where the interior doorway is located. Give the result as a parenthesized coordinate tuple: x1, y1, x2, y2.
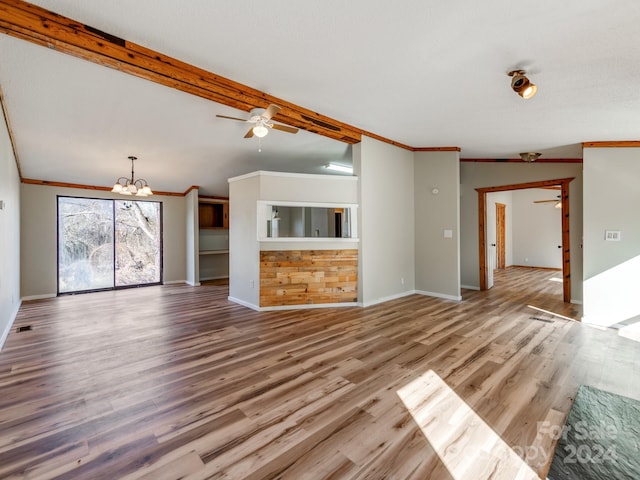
(476, 178, 574, 303)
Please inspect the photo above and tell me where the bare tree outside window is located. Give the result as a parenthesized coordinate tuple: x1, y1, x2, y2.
(58, 197, 161, 294)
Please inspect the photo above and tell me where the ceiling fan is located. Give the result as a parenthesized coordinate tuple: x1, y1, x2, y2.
(216, 104, 299, 139)
(533, 195, 562, 208)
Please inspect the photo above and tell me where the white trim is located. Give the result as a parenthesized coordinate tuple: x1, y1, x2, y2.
(415, 290, 462, 301)
(0, 301, 21, 351)
(258, 199, 359, 209)
(260, 237, 360, 244)
(163, 280, 187, 285)
(228, 170, 358, 183)
(228, 296, 260, 311)
(461, 284, 481, 291)
(570, 298, 583, 305)
(258, 302, 358, 311)
(257, 200, 359, 241)
(185, 280, 201, 287)
(21, 294, 56, 301)
(361, 290, 415, 307)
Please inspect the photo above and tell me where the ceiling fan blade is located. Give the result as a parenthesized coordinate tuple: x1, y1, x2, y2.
(271, 123, 299, 134)
(244, 128, 254, 138)
(533, 200, 559, 203)
(216, 114, 248, 122)
(262, 104, 281, 121)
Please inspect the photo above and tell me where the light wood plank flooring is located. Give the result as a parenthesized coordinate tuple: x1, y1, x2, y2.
(1, 268, 638, 479)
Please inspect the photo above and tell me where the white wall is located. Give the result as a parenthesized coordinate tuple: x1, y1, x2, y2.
(583, 147, 640, 326)
(354, 136, 415, 306)
(460, 162, 583, 302)
(20, 184, 187, 298)
(512, 188, 562, 268)
(185, 188, 199, 286)
(228, 174, 262, 309)
(0, 110, 21, 350)
(414, 151, 461, 300)
(229, 171, 359, 309)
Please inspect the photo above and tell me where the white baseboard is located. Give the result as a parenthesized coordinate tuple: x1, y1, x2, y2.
(228, 296, 259, 311)
(415, 289, 462, 301)
(361, 290, 415, 308)
(0, 300, 22, 351)
(163, 280, 187, 285)
(184, 280, 201, 286)
(21, 294, 56, 301)
(570, 298, 583, 305)
(259, 302, 359, 312)
(461, 284, 480, 291)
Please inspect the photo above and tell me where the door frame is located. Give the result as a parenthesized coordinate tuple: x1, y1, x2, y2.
(495, 202, 506, 270)
(476, 177, 574, 303)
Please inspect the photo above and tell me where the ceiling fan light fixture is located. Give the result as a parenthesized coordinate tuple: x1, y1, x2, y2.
(508, 70, 537, 99)
(252, 123, 269, 138)
(519, 152, 541, 162)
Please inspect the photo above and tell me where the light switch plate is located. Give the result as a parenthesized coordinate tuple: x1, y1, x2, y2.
(444, 229, 453, 238)
(605, 230, 621, 241)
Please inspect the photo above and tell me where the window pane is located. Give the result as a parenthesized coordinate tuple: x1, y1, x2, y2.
(58, 197, 114, 293)
(114, 200, 161, 287)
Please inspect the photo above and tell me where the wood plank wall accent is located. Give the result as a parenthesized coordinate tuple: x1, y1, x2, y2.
(260, 249, 358, 307)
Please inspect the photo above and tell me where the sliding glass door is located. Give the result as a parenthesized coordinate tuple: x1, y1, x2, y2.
(58, 196, 162, 294)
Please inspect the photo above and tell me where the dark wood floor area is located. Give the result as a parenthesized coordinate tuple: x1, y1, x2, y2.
(1, 268, 638, 479)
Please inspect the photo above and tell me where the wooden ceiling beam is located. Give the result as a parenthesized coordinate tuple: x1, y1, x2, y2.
(582, 141, 640, 148)
(0, 0, 372, 144)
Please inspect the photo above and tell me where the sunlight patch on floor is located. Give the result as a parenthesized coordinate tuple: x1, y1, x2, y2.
(527, 304, 575, 322)
(397, 370, 539, 480)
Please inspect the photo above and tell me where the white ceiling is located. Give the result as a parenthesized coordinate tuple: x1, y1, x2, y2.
(1, 0, 640, 195)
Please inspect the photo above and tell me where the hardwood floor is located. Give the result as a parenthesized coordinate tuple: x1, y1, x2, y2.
(1, 268, 638, 479)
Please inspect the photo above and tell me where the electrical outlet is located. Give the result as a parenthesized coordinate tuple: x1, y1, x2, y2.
(605, 230, 621, 241)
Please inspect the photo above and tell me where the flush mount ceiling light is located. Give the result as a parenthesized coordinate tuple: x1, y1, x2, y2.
(111, 156, 153, 196)
(508, 70, 537, 99)
(519, 152, 541, 162)
(324, 163, 353, 174)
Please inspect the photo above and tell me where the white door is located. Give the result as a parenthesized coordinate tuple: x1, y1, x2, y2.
(487, 240, 495, 289)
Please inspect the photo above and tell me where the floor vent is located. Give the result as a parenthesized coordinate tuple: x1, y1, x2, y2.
(530, 317, 554, 323)
(16, 325, 33, 332)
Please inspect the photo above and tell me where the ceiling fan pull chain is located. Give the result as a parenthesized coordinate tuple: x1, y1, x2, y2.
(258, 136, 262, 153)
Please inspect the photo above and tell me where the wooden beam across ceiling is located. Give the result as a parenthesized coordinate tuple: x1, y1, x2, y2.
(0, 0, 413, 148)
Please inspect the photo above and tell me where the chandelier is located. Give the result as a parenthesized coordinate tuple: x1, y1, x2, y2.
(111, 156, 153, 196)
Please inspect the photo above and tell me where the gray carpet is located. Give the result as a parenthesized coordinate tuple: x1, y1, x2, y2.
(547, 385, 640, 480)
